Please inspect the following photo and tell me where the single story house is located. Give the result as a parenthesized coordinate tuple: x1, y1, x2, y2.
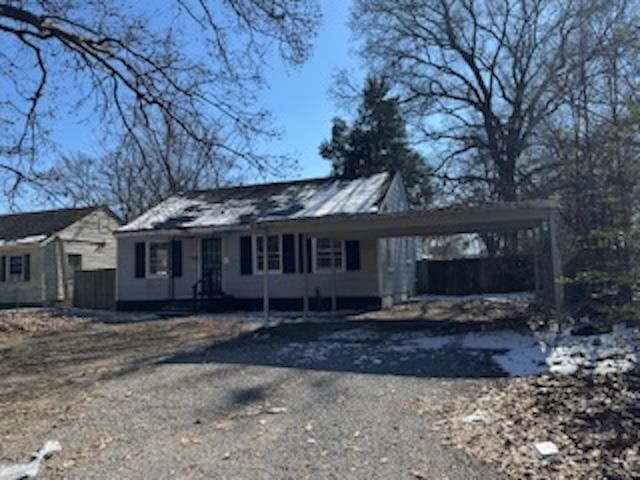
(115, 172, 416, 311)
(0, 206, 121, 307)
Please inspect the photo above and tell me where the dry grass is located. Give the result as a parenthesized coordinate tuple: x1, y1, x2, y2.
(0, 309, 253, 434)
(350, 296, 536, 332)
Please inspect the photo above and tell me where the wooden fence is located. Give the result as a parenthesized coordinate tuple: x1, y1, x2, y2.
(416, 256, 534, 295)
(73, 269, 116, 310)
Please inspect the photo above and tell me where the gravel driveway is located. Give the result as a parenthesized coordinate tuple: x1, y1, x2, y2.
(1, 319, 505, 480)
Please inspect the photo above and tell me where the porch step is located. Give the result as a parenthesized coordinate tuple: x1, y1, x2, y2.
(196, 294, 235, 313)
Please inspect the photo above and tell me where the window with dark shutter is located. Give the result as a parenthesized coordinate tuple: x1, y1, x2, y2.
(240, 236, 252, 275)
(345, 240, 361, 271)
(0, 256, 5, 282)
(282, 234, 295, 273)
(23, 254, 30, 281)
(171, 240, 183, 277)
(135, 242, 146, 278)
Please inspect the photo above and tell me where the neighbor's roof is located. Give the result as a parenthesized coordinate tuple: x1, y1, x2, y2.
(119, 172, 393, 233)
(0, 206, 105, 245)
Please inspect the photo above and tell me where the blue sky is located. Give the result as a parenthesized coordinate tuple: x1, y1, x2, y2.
(257, 0, 361, 179)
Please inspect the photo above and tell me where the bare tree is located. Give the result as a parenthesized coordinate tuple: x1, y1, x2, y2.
(350, 0, 634, 204)
(0, 1, 320, 198)
(50, 114, 247, 221)
(535, 9, 640, 315)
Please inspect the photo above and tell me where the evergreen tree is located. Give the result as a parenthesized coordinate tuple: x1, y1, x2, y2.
(320, 76, 433, 207)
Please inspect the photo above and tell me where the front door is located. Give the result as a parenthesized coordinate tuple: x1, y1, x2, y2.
(201, 238, 222, 294)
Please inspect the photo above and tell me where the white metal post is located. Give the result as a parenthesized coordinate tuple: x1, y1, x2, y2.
(302, 234, 309, 319)
(331, 238, 337, 314)
(262, 231, 269, 322)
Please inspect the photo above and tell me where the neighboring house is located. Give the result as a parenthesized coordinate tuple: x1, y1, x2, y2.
(116, 172, 416, 311)
(0, 206, 121, 307)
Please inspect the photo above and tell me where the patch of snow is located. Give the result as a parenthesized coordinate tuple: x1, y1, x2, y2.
(0, 234, 47, 247)
(462, 330, 547, 376)
(385, 334, 454, 353)
(546, 324, 638, 376)
(119, 173, 390, 232)
(414, 292, 535, 303)
(277, 341, 343, 364)
(324, 328, 380, 342)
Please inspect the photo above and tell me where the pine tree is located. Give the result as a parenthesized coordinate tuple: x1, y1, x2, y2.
(320, 76, 433, 207)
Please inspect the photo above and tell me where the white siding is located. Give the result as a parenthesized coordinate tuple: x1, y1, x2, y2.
(0, 245, 43, 305)
(46, 209, 120, 303)
(378, 173, 416, 305)
(117, 230, 380, 302)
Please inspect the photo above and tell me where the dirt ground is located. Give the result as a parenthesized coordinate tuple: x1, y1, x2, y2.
(0, 307, 503, 480)
(0, 310, 256, 432)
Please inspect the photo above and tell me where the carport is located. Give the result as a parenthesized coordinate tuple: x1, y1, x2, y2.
(255, 200, 563, 319)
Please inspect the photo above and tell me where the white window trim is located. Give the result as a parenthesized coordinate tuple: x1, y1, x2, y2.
(253, 234, 283, 274)
(312, 238, 345, 274)
(147, 241, 170, 278)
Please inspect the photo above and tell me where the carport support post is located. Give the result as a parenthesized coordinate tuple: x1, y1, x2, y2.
(532, 227, 541, 296)
(548, 211, 564, 314)
(331, 238, 337, 315)
(302, 234, 309, 319)
(262, 231, 270, 322)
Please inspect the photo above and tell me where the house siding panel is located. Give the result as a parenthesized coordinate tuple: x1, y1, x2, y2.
(117, 231, 380, 303)
(378, 173, 416, 305)
(0, 245, 44, 305)
(46, 209, 120, 303)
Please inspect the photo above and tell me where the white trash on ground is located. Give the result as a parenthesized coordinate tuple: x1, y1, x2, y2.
(462, 409, 489, 424)
(0, 440, 62, 480)
(533, 441, 560, 459)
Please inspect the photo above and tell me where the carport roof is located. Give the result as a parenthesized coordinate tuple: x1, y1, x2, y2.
(254, 199, 558, 237)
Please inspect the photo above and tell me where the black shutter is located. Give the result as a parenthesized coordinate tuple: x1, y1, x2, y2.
(297, 235, 304, 273)
(0, 256, 5, 282)
(23, 254, 31, 281)
(345, 240, 361, 271)
(240, 236, 253, 275)
(282, 234, 295, 273)
(306, 237, 313, 273)
(135, 242, 146, 278)
(171, 240, 183, 278)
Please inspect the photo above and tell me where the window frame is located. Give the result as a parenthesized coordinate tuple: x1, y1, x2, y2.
(313, 238, 345, 274)
(253, 234, 283, 274)
(8, 255, 24, 282)
(147, 241, 170, 278)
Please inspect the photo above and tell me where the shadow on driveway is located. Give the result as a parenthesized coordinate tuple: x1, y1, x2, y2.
(164, 320, 514, 378)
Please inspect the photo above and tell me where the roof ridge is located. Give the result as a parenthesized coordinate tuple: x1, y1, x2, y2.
(0, 205, 99, 219)
(181, 172, 388, 196)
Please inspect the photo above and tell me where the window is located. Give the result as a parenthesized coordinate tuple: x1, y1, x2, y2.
(9, 256, 23, 282)
(148, 242, 169, 276)
(68, 254, 82, 272)
(314, 238, 344, 273)
(255, 235, 281, 273)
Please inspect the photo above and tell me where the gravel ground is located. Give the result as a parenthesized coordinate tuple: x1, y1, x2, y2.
(0, 319, 504, 480)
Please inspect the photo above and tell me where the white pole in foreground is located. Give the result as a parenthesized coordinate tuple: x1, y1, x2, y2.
(262, 231, 269, 322)
(331, 238, 337, 315)
(302, 234, 309, 320)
